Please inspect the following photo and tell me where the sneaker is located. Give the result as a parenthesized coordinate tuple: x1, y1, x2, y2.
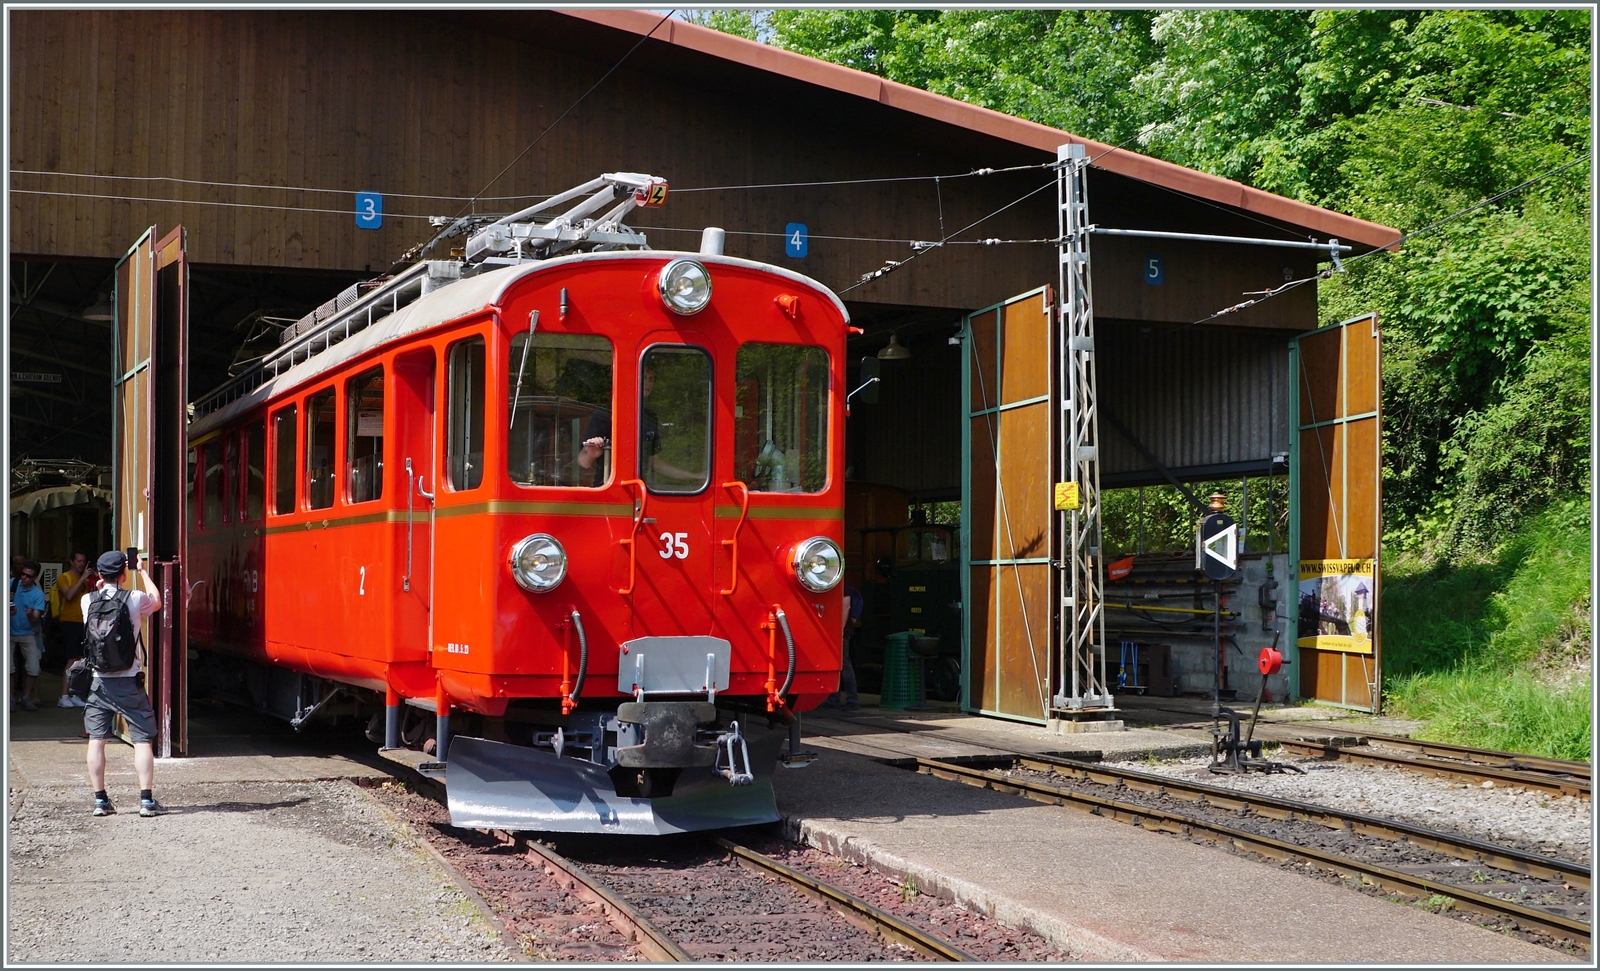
(842, 702, 860, 712)
(20, 698, 37, 711)
(70, 696, 87, 708)
(92, 797, 116, 817)
(57, 695, 75, 709)
(139, 799, 168, 817)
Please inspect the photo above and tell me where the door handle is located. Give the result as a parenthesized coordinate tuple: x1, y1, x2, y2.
(720, 480, 749, 596)
(405, 459, 415, 592)
(618, 479, 646, 596)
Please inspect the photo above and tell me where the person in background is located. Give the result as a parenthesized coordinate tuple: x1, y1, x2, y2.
(820, 580, 862, 711)
(52, 551, 94, 708)
(82, 551, 167, 817)
(9, 561, 46, 710)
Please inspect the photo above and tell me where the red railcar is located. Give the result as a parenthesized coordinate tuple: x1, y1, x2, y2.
(185, 175, 848, 833)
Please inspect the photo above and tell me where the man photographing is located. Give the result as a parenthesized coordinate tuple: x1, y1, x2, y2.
(81, 550, 167, 817)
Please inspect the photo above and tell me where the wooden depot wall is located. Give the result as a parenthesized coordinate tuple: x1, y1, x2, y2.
(12, 8, 1321, 332)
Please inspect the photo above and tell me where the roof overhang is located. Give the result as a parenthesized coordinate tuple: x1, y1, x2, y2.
(555, 9, 1401, 252)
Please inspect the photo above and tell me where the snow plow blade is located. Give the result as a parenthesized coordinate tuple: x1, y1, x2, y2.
(444, 734, 782, 835)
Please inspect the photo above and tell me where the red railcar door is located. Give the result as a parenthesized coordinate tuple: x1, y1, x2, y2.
(394, 349, 436, 667)
(628, 342, 716, 637)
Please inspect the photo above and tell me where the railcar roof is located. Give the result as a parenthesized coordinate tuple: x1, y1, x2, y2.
(186, 251, 849, 441)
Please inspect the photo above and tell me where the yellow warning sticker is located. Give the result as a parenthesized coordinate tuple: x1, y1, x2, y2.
(1054, 482, 1080, 510)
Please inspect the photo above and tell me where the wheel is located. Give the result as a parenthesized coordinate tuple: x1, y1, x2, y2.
(926, 657, 961, 703)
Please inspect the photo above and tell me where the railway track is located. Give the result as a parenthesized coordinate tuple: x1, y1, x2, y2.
(515, 831, 977, 961)
(1271, 734, 1591, 800)
(367, 765, 1066, 961)
(1273, 735, 1587, 796)
(916, 755, 1590, 951)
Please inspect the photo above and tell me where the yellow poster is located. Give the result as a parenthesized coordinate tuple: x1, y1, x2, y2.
(1297, 559, 1376, 654)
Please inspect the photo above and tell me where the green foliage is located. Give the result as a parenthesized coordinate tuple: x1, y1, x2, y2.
(1382, 501, 1591, 759)
(679, 9, 764, 41)
(1101, 476, 1288, 556)
(769, 9, 1160, 147)
(1386, 667, 1590, 761)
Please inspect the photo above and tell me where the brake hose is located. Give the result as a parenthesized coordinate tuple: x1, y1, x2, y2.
(569, 609, 588, 703)
(773, 607, 796, 699)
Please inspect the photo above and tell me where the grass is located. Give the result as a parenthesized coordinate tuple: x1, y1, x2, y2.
(1381, 498, 1591, 761)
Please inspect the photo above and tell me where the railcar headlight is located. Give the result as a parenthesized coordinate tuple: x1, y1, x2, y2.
(791, 536, 844, 593)
(657, 259, 712, 315)
(510, 533, 568, 593)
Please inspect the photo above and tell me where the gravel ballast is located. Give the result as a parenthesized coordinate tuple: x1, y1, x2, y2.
(1101, 753, 1592, 862)
(7, 779, 515, 963)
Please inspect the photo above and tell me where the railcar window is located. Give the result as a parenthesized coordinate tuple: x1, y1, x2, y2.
(202, 443, 224, 528)
(735, 344, 830, 493)
(245, 421, 265, 521)
(507, 333, 613, 487)
(347, 367, 385, 503)
(273, 405, 297, 515)
(222, 434, 238, 523)
(447, 337, 486, 491)
(639, 346, 711, 494)
(306, 389, 336, 509)
(187, 447, 198, 527)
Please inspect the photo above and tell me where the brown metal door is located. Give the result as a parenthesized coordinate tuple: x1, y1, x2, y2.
(1289, 313, 1382, 711)
(964, 288, 1054, 722)
(112, 225, 189, 754)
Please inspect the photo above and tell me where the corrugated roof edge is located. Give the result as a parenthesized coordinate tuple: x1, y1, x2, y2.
(564, 9, 1403, 252)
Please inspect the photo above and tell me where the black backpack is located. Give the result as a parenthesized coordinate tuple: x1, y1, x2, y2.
(84, 589, 139, 672)
(65, 658, 93, 700)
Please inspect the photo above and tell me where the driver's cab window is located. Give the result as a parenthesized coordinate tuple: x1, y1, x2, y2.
(735, 343, 829, 493)
(509, 333, 613, 487)
(638, 346, 711, 494)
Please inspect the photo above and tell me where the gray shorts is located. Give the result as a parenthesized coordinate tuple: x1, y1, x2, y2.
(84, 676, 156, 744)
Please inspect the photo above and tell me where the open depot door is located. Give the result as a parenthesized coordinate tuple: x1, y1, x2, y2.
(963, 288, 1056, 722)
(112, 225, 189, 755)
(1289, 312, 1382, 711)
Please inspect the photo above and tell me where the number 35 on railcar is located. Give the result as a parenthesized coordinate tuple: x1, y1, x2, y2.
(184, 174, 848, 834)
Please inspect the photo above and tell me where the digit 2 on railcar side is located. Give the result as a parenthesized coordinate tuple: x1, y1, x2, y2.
(184, 174, 849, 834)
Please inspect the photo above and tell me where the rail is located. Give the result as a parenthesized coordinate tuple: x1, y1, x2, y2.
(1001, 752, 1589, 890)
(513, 832, 691, 962)
(712, 837, 974, 961)
(1351, 733, 1591, 780)
(915, 756, 1590, 948)
(1273, 738, 1590, 800)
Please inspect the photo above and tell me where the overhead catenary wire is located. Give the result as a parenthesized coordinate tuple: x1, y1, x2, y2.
(838, 178, 1056, 294)
(9, 189, 440, 220)
(7, 160, 1054, 205)
(835, 12, 1366, 291)
(1174, 150, 1592, 332)
(8, 170, 543, 203)
(7, 188, 1067, 248)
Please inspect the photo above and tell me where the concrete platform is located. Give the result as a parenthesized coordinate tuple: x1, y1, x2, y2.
(6, 680, 1573, 963)
(779, 701, 1574, 963)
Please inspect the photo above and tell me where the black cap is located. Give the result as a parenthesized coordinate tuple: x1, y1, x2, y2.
(96, 551, 127, 577)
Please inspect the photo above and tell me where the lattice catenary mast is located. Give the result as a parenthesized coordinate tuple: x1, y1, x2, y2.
(1054, 143, 1113, 717)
